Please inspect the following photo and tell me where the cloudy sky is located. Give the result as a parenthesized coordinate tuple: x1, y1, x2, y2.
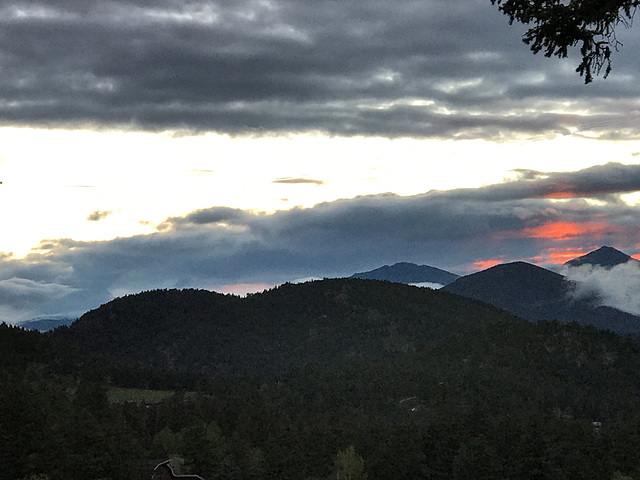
(1, 0, 640, 324)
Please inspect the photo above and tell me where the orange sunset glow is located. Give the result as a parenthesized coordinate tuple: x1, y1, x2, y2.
(521, 221, 622, 241)
(541, 191, 578, 199)
(531, 247, 593, 264)
(472, 259, 503, 270)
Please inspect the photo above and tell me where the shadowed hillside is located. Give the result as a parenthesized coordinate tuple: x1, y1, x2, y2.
(57, 279, 517, 377)
(442, 261, 640, 334)
(6, 278, 640, 480)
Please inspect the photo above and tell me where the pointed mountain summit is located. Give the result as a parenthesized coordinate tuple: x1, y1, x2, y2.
(443, 262, 567, 322)
(442, 261, 640, 334)
(350, 262, 459, 286)
(565, 245, 637, 267)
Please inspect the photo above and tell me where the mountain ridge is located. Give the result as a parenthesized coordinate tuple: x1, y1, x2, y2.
(7, 247, 640, 480)
(18, 315, 77, 332)
(56, 279, 520, 377)
(443, 251, 640, 334)
(350, 261, 459, 286)
(7, 275, 640, 480)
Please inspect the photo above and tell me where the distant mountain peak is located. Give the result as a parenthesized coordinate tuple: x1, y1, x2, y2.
(442, 259, 640, 334)
(350, 262, 459, 286)
(18, 315, 76, 332)
(565, 246, 636, 268)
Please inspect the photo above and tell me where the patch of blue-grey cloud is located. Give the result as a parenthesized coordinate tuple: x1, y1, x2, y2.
(0, 1, 639, 138)
(3, 162, 640, 325)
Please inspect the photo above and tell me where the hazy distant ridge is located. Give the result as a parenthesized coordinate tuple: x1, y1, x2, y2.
(18, 316, 77, 332)
(350, 262, 459, 286)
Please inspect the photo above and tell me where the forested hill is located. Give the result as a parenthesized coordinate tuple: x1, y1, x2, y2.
(6, 278, 640, 480)
(56, 278, 521, 377)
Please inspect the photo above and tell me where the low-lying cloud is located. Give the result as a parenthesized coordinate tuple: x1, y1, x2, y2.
(563, 261, 640, 316)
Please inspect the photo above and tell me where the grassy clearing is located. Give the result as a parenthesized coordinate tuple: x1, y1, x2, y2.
(107, 387, 174, 404)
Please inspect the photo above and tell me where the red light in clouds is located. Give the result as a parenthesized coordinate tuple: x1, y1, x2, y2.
(547, 250, 588, 264)
(472, 259, 502, 270)
(530, 247, 598, 265)
(633, 254, 640, 261)
(541, 191, 577, 199)
(522, 221, 620, 241)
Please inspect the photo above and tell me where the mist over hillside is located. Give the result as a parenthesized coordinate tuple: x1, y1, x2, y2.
(443, 257, 640, 335)
(560, 247, 640, 316)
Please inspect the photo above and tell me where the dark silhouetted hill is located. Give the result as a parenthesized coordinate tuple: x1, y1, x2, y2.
(57, 279, 517, 377)
(442, 261, 640, 334)
(350, 262, 459, 286)
(566, 245, 638, 267)
(9, 277, 640, 480)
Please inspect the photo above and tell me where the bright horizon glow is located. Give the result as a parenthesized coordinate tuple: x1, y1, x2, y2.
(1, 127, 639, 259)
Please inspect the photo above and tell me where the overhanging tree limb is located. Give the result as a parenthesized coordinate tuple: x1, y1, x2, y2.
(491, 0, 640, 83)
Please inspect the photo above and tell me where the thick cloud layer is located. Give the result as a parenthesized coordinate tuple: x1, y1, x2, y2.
(0, 0, 639, 138)
(3, 161, 639, 324)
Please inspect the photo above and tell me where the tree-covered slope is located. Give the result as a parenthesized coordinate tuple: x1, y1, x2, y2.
(57, 279, 519, 377)
(6, 278, 640, 480)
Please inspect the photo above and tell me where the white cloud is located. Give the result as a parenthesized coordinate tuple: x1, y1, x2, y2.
(563, 262, 640, 315)
(0, 276, 77, 299)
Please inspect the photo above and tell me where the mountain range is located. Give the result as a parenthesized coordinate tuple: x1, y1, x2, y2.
(49, 246, 640, 378)
(351, 246, 640, 335)
(6, 246, 640, 480)
(18, 245, 639, 334)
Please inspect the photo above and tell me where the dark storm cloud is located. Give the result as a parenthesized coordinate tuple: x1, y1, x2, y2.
(474, 162, 640, 201)
(1, 0, 639, 138)
(158, 206, 250, 229)
(4, 162, 640, 324)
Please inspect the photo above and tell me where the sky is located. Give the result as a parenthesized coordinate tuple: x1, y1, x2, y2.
(1, 0, 640, 324)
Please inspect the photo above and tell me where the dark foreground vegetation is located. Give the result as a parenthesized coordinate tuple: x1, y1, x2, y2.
(3, 278, 640, 480)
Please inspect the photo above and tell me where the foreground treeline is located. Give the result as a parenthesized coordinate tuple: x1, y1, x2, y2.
(2, 279, 640, 480)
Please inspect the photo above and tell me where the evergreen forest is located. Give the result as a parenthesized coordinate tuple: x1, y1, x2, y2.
(3, 278, 640, 480)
